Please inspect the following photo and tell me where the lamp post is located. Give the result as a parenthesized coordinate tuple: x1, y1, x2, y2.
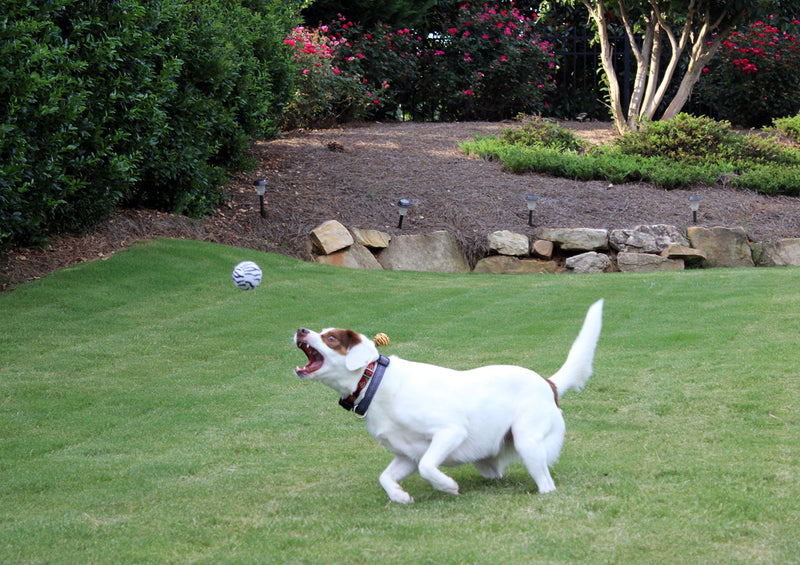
(526, 195, 539, 227)
(397, 198, 411, 228)
(254, 179, 267, 219)
(688, 195, 701, 224)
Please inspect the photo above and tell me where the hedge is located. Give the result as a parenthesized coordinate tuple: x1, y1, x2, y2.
(0, 0, 298, 248)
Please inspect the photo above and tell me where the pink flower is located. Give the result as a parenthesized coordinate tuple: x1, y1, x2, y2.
(284, 39, 296, 47)
(333, 68, 341, 74)
(302, 69, 309, 74)
(463, 89, 474, 96)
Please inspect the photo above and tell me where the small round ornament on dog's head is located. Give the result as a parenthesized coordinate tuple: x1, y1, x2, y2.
(232, 261, 262, 290)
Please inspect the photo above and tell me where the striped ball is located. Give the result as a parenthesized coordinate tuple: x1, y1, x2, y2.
(232, 261, 262, 290)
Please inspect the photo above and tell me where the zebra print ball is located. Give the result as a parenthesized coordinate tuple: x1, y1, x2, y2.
(232, 261, 262, 290)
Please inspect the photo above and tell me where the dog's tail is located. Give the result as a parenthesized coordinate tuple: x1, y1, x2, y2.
(547, 299, 604, 399)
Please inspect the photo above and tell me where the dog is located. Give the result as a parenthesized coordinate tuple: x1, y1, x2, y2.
(293, 299, 603, 504)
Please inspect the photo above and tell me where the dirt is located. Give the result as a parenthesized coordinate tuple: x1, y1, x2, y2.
(4, 120, 800, 289)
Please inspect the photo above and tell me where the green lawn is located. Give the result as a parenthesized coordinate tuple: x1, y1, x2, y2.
(1, 238, 798, 564)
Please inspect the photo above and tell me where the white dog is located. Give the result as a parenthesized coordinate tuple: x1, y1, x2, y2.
(293, 299, 604, 504)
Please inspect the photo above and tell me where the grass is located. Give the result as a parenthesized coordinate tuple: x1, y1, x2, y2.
(1, 238, 799, 564)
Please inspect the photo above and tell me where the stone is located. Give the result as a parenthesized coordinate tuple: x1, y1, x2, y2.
(532, 239, 554, 259)
(751, 238, 800, 267)
(309, 220, 354, 255)
(473, 255, 557, 274)
(314, 242, 383, 270)
(536, 228, 608, 251)
(487, 230, 530, 257)
(616, 252, 684, 272)
(609, 224, 689, 253)
(565, 251, 614, 273)
(351, 227, 391, 250)
(660, 243, 707, 267)
(378, 230, 469, 273)
(686, 226, 754, 268)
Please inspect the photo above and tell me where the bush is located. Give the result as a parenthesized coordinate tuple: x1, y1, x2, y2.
(461, 114, 800, 193)
(0, 0, 297, 248)
(773, 113, 800, 142)
(695, 18, 800, 127)
(500, 116, 585, 152)
(280, 26, 372, 129)
(301, 2, 557, 123)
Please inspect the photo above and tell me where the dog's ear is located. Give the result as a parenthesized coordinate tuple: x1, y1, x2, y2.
(345, 334, 379, 371)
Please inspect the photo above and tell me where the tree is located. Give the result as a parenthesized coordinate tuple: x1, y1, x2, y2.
(569, 0, 776, 132)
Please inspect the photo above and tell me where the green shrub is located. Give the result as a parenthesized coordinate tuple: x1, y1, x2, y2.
(500, 117, 586, 152)
(773, 113, 800, 142)
(613, 114, 740, 164)
(0, 0, 297, 248)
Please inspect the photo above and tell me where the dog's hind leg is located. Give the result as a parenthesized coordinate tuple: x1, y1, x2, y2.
(418, 427, 468, 496)
(512, 420, 563, 494)
(380, 455, 418, 504)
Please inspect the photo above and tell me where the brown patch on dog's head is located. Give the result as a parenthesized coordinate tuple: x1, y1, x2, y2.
(321, 329, 363, 356)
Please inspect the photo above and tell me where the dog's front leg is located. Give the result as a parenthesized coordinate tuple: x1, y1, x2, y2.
(380, 455, 418, 504)
(418, 427, 468, 496)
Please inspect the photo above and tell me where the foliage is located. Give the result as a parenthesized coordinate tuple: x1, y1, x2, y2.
(695, 18, 800, 127)
(280, 26, 372, 129)
(0, 0, 298, 248)
(500, 116, 586, 152)
(462, 114, 800, 192)
(773, 112, 800, 142)
(302, 0, 439, 30)
(2, 239, 800, 563)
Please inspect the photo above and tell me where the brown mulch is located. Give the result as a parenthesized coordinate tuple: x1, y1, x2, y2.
(4, 120, 800, 290)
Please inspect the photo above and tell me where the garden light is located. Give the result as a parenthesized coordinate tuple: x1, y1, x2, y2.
(397, 198, 411, 228)
(526, 195, 539, 227)
(688, 195, 701, 224)
(254, 179, 267, 219)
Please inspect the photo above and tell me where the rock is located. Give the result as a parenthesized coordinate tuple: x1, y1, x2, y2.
(751, 238, 800, 266)
(487, 230, 530, 257)
(536, 228, 608, 251)
(473, 255, 557, 274)
(351, 227, 391, 250)
(532, 239, 554, 259)
(617, 252, 684, 272)
(565, 251, 614, 273)
(310, 220, 354, 255)
(686, 226, 754, 268)
(609, 225, 689, 253)
(378, 230, 469, 273)
(315, 242, 383, 270)
(660, 243, 707, 267)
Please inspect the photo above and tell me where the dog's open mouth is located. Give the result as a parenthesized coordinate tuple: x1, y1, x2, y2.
(296, 341, 324, 378)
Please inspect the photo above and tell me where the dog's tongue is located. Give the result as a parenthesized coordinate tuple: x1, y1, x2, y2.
(296, 342, 323, 376)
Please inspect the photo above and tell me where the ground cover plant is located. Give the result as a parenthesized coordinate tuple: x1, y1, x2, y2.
(1, 239, 799, 563)
(461, 114, 800, 193)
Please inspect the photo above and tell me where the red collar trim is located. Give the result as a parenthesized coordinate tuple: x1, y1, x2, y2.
(338, 360, 378, 411)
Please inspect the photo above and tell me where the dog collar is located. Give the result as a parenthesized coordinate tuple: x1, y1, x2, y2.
(339, 355, 390, 416)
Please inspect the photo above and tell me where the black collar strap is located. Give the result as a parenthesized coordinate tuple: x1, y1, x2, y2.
(339, 355, 390, 416)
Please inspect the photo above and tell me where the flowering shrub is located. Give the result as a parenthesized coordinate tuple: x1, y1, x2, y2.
(281, 26, 371, 129)
(430, 3, 556, 120)
(283, 3, 557, 125)
(696, 18, 800, 127)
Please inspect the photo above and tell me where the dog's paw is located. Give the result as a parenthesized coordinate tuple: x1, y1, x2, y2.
(389, 491, 414, 504)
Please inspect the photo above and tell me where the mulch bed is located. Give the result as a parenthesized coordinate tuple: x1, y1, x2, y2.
(4, 120, 800, 290)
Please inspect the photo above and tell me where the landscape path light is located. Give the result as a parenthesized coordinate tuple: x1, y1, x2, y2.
(526, 194, 539, 227)
(254, 179, 267, 219)
(397, 198, 411, 228)
(688, 195, 701, 224)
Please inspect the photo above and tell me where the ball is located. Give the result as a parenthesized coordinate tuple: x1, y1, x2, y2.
(232, 261, 262, 290)
(373, 333, 390, 347)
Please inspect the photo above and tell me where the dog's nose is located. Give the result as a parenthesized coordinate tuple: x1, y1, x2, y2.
(297, 328, 309, 338)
